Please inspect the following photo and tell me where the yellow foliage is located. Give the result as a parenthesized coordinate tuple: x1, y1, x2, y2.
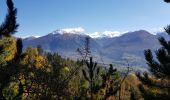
(0, 37, 17, 64)
(25, 46, 39, 58)
(35, 55, 45, 69)
(63, 66, 70, 72)
(21, 47, 45, 69)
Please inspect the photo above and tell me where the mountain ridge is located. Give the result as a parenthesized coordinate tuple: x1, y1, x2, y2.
(23, 29, 168, 67)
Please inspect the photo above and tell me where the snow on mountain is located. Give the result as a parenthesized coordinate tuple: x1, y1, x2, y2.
(22, 36, 40, 39)
(87, 31, 122, 38)
(52, 27, 85, 35)
(50, 27, 123, 38)
(21, 27, 167, 39)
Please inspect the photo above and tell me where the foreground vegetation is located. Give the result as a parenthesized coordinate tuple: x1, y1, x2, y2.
(0, 0, 170, 99)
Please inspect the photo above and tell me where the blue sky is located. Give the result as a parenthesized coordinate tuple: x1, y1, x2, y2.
(0, 0, 170, 37)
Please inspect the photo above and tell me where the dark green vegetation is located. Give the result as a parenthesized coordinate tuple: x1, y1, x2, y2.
(0, 0, 169, 100)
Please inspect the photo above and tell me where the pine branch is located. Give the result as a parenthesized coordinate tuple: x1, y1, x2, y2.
(0, 0, 19, 37)
(164, 0, 170, 3)
(164, 25, 170, 35)
(144, 50, 166, 78)
(136, 73, 170, 88)
(158, 37, 170, 54)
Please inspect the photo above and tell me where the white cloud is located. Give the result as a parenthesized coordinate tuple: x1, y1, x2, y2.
(87, 32, 100, 38)
(103, 31, 122, 37)
(53, 27, 126, 38)
(87, 31, 122, 38)
(148, 27, 164, 35)
(34, 36, 41, 38)
(21, 35, 40, 39)
(56, 27, 85, 34)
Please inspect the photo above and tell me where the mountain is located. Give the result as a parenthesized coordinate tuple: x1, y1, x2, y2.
(23, 30, 167, 67)
(23, 31, 101, 59)
(24, 36, 37, 41)
(97, 30, 160, 66)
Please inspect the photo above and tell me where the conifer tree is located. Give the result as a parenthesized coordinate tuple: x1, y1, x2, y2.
(0, 0, 19, 56)
(137, 1, 170, 99)
(0, 0, 19, 37)
(0, 0, 23, 99)
(82, 57, 99, 100)
(137, 26, 170, 100)
(0, 0, 18, 54)
(101, 64, 120, 99)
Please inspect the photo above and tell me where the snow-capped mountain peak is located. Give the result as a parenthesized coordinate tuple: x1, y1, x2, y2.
(51, 27, 123, 38)
(53, 27, 85, 35)
(87, 31, 122, 38)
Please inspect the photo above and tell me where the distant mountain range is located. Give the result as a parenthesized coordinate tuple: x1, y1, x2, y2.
(23, 29, 170, 67)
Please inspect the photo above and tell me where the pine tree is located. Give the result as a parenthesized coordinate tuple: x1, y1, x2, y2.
(0, 0, 19, 57)
(137, 1, 170, 99)
(82, 57, 99, 100)
(0, 0, 18, 55)
(137, 25, 170, 100)
(101, 64, 120, 99)
(0, 0, 23, 99)
(0, 0, 19, 37)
